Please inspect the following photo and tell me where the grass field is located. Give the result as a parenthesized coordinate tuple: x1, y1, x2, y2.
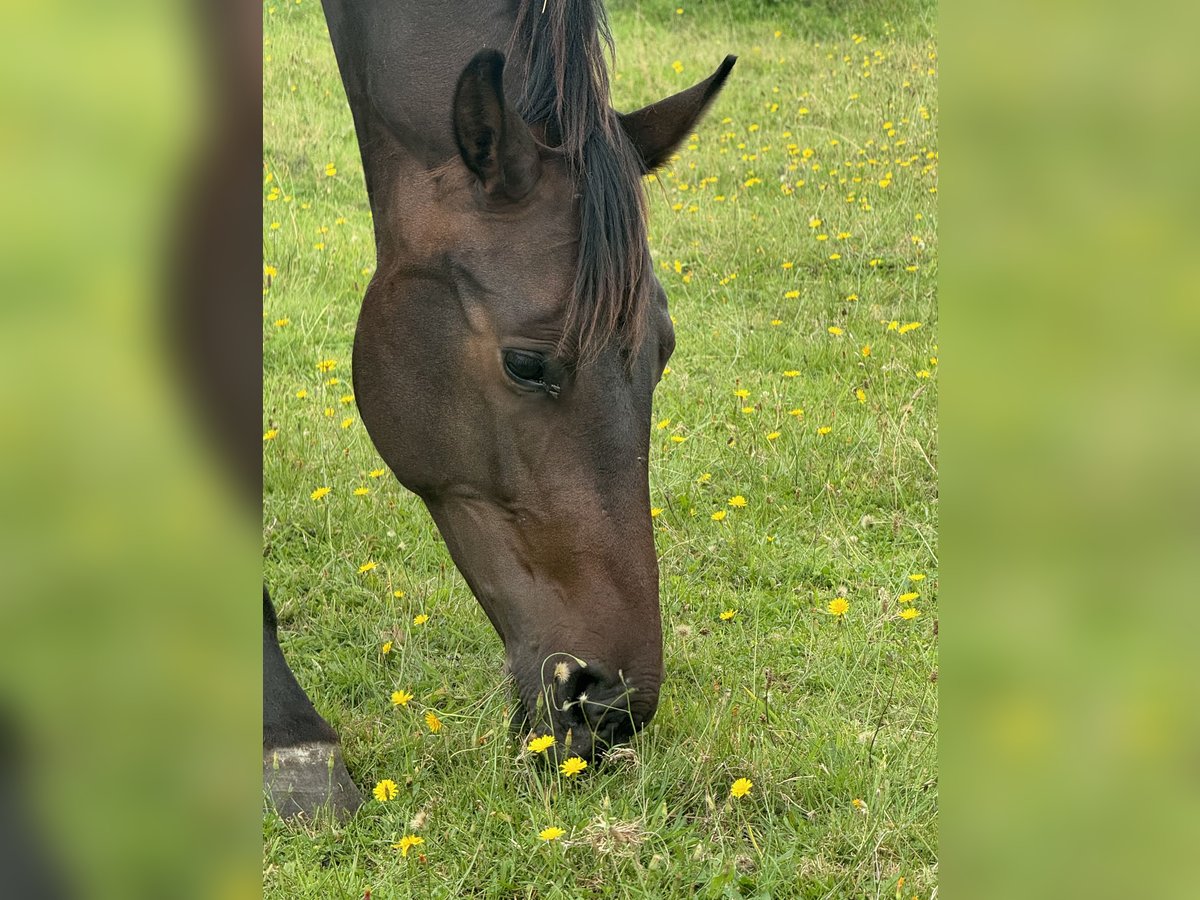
(263, 1, 937, 897)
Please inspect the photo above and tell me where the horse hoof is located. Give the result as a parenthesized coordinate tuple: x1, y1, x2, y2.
(263, 742, 362, 821)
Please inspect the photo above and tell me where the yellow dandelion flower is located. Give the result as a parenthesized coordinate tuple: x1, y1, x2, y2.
(381, 641, 393, 655)
(538, 826, 565, 842)
(728, 496, 747, 508)
(782, 370, 800, 377)
(828, 597, 850, 616)
(817, 426, 832, 435)
(916, 370, 932, 378)
(730, 777, 753, 798)
(862, 345, 871, 358)
(852, 798, 867, 811)
(340, 417, 354, 429)
(770, 319, 783, 326)
(529, 734, 556, 754)
(560, 757, 588, 776)
(734, 388, 750, 399)
(316, 358, 337, 372)
(391, 690, 413, 707)
(372, 779, 399, 802)
(650, 507, 663, 518)
(393, 590, 405, 598)
(828, 326, 844, 336)
(789, 408, 804, 417)
(899, 592, 919, 603)
(697, 472, 712, 484)
(656, 418, 671, 429)
(898, 322, 923, 334)
(295, 389, 309, 398)
(340, 394, 355, 404)
(900, 608, 920, 620)
(413, 613, 429, 626)
(392, 835, 423, 857)
(784, 289, 800, 299)
(719, 609, 737, 621)
(711, 510, 727, 521)
(369, 468, 386, 478)
(263, 429, 279, 441)
(741, 406, 755, 414)
(856, 389, 866, 403)
(354, 487, 370, 496)
(781, 261, 793, 269)
(324, 162, 337, 177)
(264, 264, 278, 278)
(671, 60, 683, 74)
(766, 431, 781, 441)
(909, 573, 926, 581)
(808, 217, 821, 228)
(670, 435, 687, 443)
(424, 711, 442, 733)
(310, 486, 331, 501)
(274, 318, 290, 327)
(358, 561, 377, 573)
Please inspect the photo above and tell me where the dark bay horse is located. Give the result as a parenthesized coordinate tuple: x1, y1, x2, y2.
(265, 0, 734, 817)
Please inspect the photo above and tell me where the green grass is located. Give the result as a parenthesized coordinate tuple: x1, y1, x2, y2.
(263, 1, 937, 897)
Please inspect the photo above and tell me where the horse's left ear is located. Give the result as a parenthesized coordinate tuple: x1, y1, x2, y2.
(618, 55, 737, 172)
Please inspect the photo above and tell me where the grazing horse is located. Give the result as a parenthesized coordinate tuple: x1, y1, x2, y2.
(265, 0, 734, 817)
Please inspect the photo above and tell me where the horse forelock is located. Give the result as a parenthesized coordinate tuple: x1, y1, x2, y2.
(509, 0, 650, 365)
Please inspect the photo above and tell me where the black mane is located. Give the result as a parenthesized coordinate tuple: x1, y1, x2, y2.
(509, 0, 649, 363)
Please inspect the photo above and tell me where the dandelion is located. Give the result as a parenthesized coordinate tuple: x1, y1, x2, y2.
(295, 389, 309, 398)
(852, 798, 867, 812)
(740, 406, 755, 414)
(728, 496, 747, 508)
(413, 614, 429, 626)
(730, 778, 753, 798)
(656, 418, 671, 429)
(264, 265, 278, 278)
(817, 426, 832, 436)
(670, 435, 687, 443)
(899, 592, 919, 603)
(766, 431, 781, 441)
(316, 358, 337, 372)
(274, 318, 290, 327)
(720, 609, 737, 621)
(529, 734, 556, 754)
(770, 319, 783, 326)
(539, 826, 565, 842)
(916, 370, 931, 379)
(900, 608, 920, 620)
(808, 217, 822, 228)
(697, 472, 712, 484)
(392, 835, 423, 857)
(711, 510, 727, 522)
(828, 597, 850, 616)
(354, 487, 370, 496)
(671, 60, 683, 74)
(856, 389, 866, 403)
(381, 641, 393, 655)
(393, 590, 405, 598)
(391, 689, 413, 707)
(369, 468, 386, 478)
(324, 162, 337, 177)
(898, 322, 922, 334)
(310, 486, 331, 501)
(782, 370, 799, 377)
(263, 429, 279, 441)
(909, 573, 926, 581)
(828, 326, 844, 336)
(560, 757, 588, 776)
(341, 417, 354, 429)
(784, 289, 800, 299)
(862, 345, 872, 358)
(789, 408, 804, 417)
(424, 711, 442, 733)
(373, 779, 399, 802)
(734, 389, 749, 399)
(358, 561, 377, 574)
(650, 507, 663, 518)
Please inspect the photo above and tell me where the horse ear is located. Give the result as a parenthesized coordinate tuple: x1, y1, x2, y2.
(619, 55, 737, 173)
(453, 50, 540, 201)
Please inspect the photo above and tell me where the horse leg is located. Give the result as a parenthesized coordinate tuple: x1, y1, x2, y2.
(262, 587, 362, 819)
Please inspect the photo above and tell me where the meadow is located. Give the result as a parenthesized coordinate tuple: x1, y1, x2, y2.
(263, 1, 937, 897)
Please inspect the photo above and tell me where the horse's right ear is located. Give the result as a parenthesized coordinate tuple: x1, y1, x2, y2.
(619, 55, 737, 173)
(453, 50, 540, 201)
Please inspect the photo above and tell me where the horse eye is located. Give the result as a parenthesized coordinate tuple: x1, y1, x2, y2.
(503, 350, 545, 384)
